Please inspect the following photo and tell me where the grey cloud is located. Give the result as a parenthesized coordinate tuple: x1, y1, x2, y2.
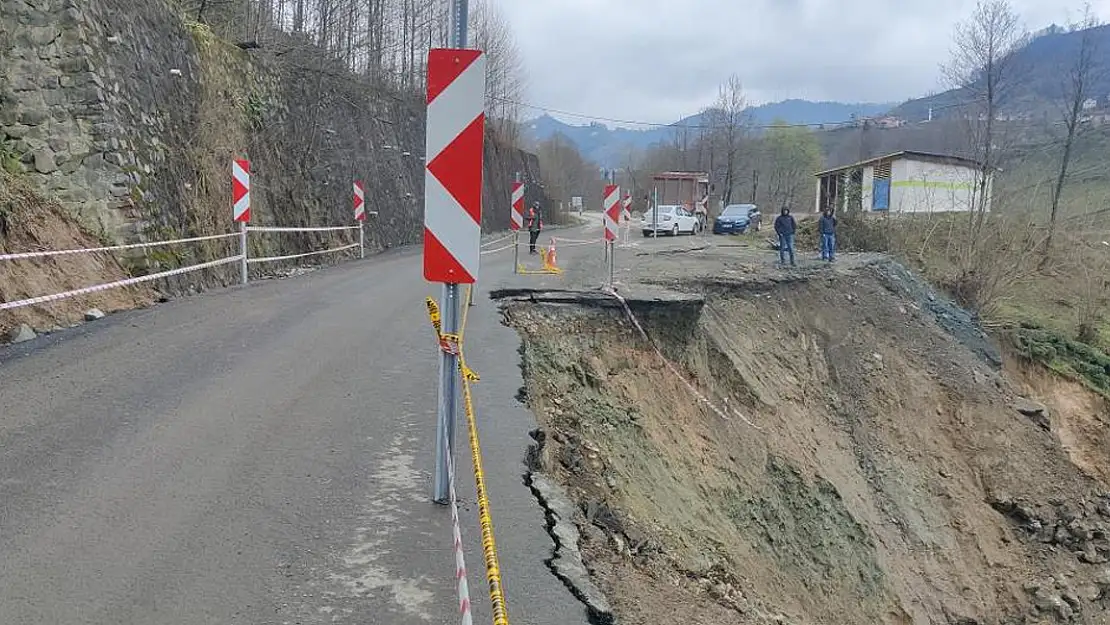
(497, 0, 1110, 124)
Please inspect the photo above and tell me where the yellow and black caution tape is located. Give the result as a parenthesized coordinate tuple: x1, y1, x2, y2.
(423, 289, 508, 625)
(458, 285, 509, 625)
(426, 297, 442, 335)
(516, 246, 562, 275)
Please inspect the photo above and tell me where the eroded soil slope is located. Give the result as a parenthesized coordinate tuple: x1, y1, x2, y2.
(0, 172, 150, 335)
(503, 258, 1110, 625)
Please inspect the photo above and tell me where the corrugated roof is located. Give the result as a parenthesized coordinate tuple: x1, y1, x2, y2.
(814, 151, 988, 177)
(653, 171, 709, 180)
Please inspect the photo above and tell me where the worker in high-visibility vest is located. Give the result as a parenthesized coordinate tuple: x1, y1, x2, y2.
(527, 202, 543, 255)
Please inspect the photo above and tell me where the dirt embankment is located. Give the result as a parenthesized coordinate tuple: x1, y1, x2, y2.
(502, 257, 1110, 625)
(0, 172, 151, 336)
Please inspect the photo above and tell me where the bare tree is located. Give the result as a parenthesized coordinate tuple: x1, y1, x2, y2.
(536, 133, 601, 208)
(469, 0, 526, 142)
(705, 74, 750, 205)
(941, 0, 1026, 244)
(1044, 4, 1103, 258)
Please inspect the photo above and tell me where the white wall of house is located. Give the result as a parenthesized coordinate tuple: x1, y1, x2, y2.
(862, 165, 874, 210)
(814, 156, 992, 215)
(890, 159, 910, 211)
(895, 159, 983, 213)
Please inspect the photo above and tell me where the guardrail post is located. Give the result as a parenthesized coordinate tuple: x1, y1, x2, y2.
(239, 221, 248, 285)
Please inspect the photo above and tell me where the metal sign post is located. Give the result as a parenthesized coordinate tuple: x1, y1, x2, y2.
(354, 180, 367, 259)
(427, 6, 483, 505)
(652, 186, 659, 238)
(511, 172, 523, 274)
(609, 243, 615, 286)
(603, 173, 620, 287)
(232, 159, 251, 285)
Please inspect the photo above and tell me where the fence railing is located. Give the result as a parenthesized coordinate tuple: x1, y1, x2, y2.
(0, 221, 366, 314)
(241, 223, 364, 283)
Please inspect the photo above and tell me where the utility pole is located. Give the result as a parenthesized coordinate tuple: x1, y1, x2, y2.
(432, 0, 469, 505)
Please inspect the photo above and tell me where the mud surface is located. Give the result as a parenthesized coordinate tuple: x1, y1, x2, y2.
(497, 231, 1110, 625)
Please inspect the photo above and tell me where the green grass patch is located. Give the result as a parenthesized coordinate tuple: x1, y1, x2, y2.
(1010, 324, 1110, 398)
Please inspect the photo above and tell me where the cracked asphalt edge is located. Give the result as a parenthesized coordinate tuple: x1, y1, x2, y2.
(523, 462, 617, 625)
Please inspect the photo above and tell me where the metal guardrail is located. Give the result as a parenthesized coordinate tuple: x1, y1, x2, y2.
(0, 223, 365, 312)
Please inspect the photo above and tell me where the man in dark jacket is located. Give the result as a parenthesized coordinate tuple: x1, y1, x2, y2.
(819, 209, 837, 262)
(773, 207, 796, 267)
(527, 202, 543, 255)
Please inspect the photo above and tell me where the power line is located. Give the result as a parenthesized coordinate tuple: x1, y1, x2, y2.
(495, 95, 1098, 137)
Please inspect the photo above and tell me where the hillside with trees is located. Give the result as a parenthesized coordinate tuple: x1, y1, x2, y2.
(891, 21, 1110, 121)
(522, 100, 893, 169)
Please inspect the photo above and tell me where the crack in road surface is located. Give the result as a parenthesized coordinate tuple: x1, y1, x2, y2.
(524, 431, 616, 625)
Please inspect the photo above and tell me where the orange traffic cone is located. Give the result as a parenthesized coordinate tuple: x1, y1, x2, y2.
(545, 237, 558, 270)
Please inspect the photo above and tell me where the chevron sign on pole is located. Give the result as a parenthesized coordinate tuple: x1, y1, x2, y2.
(354, 180, 366, 221)
(510, 181, 524, 230)
(423, 48, 487, 284)
(622, 193, 631, 220)
(232, 159, 250, 222)
(603, 184, 620, 242)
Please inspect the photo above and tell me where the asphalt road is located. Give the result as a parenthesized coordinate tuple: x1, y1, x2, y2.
(0, 218, 613, 625)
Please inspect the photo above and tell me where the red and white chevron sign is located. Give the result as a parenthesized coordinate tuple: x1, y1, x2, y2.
(423, 48, 487, 284)
(354, 180, 366, 221)
(510, 181, 524, 231)
(603, 184, 620, 241)
(232, 159, 250, 222)
(622, 194, 631, 220)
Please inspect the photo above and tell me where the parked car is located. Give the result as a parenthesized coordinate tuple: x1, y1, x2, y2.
(713, 204, 760, 235)
(641, 204, 700, 236)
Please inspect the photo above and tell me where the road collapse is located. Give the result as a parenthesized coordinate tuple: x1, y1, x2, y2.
(496, 256, 1110, 625)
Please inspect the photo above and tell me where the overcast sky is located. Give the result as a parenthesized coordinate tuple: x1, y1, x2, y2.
(494, 0, 1110, 126)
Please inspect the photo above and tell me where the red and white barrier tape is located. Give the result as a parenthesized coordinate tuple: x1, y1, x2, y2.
(551, 236, 600, 245)
(552, 238, 602, 248)
(246, 225, 361, 233)
(247, 243, 360, 264)
(0, 232, 238, 262)
(445, 442, 474, 625)
(0, 254, 243, 311)
(480, 233, 515, 249)
(480, 243, 515, 256)
(603, 287, 761, 430)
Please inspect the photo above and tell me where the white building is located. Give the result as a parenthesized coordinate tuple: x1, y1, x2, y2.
(814, 151, 993, 215)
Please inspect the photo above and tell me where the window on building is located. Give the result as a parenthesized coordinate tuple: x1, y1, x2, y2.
(872, 160, 892, 211)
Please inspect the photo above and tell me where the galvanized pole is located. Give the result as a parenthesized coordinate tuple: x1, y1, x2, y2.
(652, 186, 658, 238)
(359, 222, 365, 259)
(239, 221, 248, 285)
(433, 0, 469, 505)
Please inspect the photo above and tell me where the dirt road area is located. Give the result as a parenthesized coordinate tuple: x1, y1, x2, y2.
(496, 230, 1110, 625)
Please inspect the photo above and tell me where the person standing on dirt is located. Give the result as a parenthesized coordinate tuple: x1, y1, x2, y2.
(527, 202, 543, 255)
(819, 208, 837, 262)
(774, 207, 797, 267)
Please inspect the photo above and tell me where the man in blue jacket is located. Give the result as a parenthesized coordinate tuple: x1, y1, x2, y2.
(773, 207, 796, 267)
(819, 209, 837, 262)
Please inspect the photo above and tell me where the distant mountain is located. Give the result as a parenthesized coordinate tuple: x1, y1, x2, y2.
(890, 24, 1110, 122)
(522, 100, 896, 167)
(746, 99, 895, 126)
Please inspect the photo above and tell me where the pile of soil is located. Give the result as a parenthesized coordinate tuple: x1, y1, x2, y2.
(502, 256, 1110, 625)
(0, 172, 151, 336)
